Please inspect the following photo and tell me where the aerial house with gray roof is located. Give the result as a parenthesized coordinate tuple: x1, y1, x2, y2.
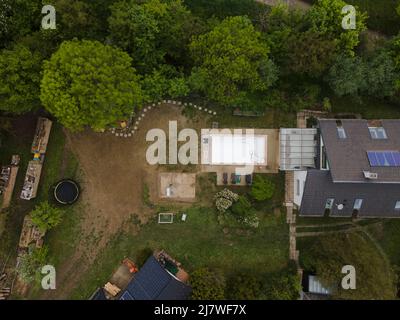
(286, 119, 400, 218)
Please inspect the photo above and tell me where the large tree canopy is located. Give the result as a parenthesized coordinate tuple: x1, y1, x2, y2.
(0, 44, 42, 113)
(306, 0, 367, 54)
(325, 54, 367, 96)
(108, 0, 196, 73)
(326, 51, 398, 98)
(0, 0, 42, 48)
(189, 16, 278, 107)
(40, 40, 144, 131)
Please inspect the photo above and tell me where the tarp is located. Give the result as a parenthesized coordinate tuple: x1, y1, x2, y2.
(210, 134, 266, 165)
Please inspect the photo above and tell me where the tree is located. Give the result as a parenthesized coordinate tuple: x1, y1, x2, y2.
(0, 0, 42, 49)
(250, 175, 275, 201)
(19, 245, 49, 284)
(42, 0, 98, 40)
(285, 30, 337, 78)
(40, 40, 144, 131)
(366, 50, 398, 98)
(189, 16, 278, 107)
(190, 268, 226, 300)
(141, 65, 189, 102)
(306, 0, 367, 54)
(326, 54, 367, 96)
(0, 44, 42, 113)
(302, 233, 397, 299)
(30, 201, 63, 232)
(227, 273, 263, 299)
(387, 35, 400, 90)
(108, 0, 195, 73)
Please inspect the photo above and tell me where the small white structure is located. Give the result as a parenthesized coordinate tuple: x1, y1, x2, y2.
(166, 185, 173, 197)
(158, 213, 174, 224)
(201, 130, 267, 166)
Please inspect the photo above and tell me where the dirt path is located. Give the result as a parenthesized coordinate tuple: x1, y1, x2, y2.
(39, 104, 201, 299)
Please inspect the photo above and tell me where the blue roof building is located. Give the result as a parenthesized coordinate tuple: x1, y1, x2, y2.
(119, 256, 191, 300)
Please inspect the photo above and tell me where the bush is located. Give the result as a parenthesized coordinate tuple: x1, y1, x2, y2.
(18, 245, 49, 284)
(250, 175, 275, 201)
(214, 189, 239, 213)
(30, 201, 63, 232)
(226, 273, 263, 299)
(190, 268, 226, 300)
(262, 271, 301, 300)
(322, 97, 332, 112)
(230, 196, 259, 228)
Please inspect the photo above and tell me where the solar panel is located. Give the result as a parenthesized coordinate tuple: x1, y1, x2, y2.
(386, 152, 396, 166)
(368, 151, 400, 167)
(120, 291, 134, 300)
(367, 152, 379, 166)
(393, 152, 400, 166)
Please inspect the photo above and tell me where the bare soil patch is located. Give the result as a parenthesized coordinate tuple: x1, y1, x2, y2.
(41, 104, 210, 299)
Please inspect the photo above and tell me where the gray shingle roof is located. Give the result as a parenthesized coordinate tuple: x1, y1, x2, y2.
(300, 170, 400, 218)
(319, 119, 400, 183)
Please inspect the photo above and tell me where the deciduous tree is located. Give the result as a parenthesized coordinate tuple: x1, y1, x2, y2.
(189, 16, 278, 107)
(306, 0, 367, 54)
(40, 40, 144, 131)
(0, 44, 42, 113)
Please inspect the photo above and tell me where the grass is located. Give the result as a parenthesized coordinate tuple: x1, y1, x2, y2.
(69, 171, 289, 299)
(70, 205, 289, 299)
(366, 220, 400, 267)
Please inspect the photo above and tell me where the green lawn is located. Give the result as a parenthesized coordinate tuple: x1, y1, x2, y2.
(70, 205, 289, 299)
(366, 220, 400, 267)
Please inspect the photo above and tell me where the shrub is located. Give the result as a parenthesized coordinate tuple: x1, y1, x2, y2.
(230, 196, 259, 228)
(226, 273, 263, 299)
(19, 245, 49, 284)
(30, 201, 63, 232)
(214, 189, 239, 213)
(190, 268, 226, 300)
(250, 175, 275, 201)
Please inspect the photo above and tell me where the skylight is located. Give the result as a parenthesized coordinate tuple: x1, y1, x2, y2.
(353, 199, 363, 210)
(369, 127, 387, 139)
(337, 127, 346, 139)
(367, 151, 400, 167)
(336, 120, 346, 139)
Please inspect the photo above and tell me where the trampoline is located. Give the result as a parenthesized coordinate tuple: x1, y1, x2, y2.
(54, 180, 80, 205)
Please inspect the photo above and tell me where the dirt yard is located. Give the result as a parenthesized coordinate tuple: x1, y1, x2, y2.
(40, 103, 210, 299)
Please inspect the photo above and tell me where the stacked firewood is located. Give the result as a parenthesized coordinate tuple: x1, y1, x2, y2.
(0, 273, 10, 300)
